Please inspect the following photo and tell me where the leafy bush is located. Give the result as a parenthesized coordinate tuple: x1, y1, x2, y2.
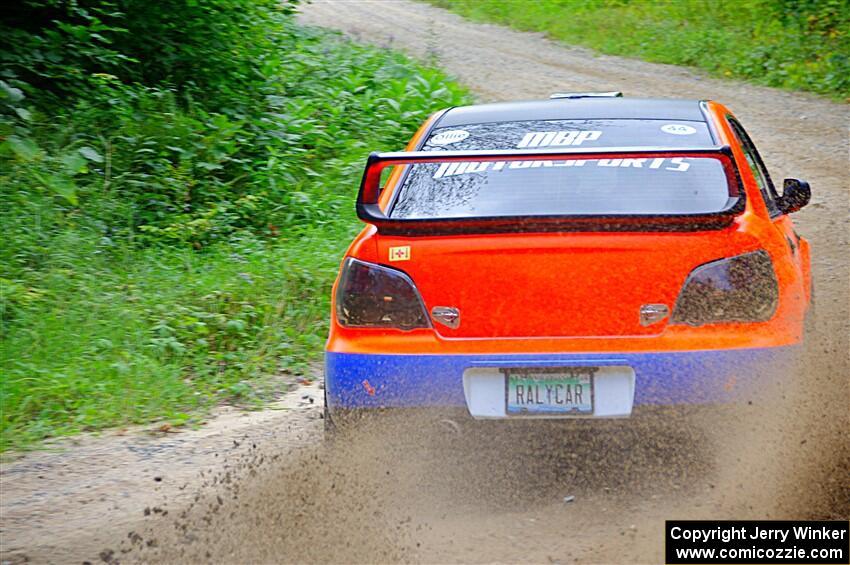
(0, 3, 472, 450)
(426, 0, 850, 98)
(0, 0, 299, 100)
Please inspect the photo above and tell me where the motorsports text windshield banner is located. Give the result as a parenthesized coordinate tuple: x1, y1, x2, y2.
(392, 153, 734, 218)
(357, 146, 742, 234)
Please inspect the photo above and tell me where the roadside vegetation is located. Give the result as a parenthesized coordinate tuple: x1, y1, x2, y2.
(426, 0, 849, 98)
(0, 0, 471, 451)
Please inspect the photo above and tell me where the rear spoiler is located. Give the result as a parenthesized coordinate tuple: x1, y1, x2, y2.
(356, 146, 741, 235)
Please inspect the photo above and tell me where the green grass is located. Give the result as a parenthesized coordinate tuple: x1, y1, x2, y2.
(425, 0, 850, 99)
(0, 15, 472, 451)
(1, 231, 344, 446)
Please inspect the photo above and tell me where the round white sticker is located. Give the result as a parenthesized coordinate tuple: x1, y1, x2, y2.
(429, 129, 470, 145)
(661, 124, 697, 135)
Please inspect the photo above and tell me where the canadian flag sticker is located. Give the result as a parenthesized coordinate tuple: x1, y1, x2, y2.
(389, 246, 411, 261)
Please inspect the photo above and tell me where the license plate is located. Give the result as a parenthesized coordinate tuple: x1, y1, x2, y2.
(505, 368, 595, 416)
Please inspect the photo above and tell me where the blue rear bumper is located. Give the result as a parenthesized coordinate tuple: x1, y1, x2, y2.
(325, 346, 798, 410)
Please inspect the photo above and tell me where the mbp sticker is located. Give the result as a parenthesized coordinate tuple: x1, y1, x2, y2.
(517, 130, 602, 148)
(429, 129, 470, 146)
(389, 246, 410, 262)
(660, 124, 697, 135)
(432, 157, 691, 179)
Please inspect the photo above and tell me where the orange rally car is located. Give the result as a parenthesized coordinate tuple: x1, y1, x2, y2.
(324, 93, 812, 427)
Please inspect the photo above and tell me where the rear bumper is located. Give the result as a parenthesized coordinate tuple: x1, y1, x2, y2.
(324, 346, 798, 415)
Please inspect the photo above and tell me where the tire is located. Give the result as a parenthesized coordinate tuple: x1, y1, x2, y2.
(323, 388, 354, 441)
(323, 388, 337, 439)
(804, 281, 816, 342)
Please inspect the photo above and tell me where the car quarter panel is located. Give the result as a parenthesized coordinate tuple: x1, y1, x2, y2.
(706, 101, 811, 317)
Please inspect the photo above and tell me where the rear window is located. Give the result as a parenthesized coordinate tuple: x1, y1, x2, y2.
(389, 119, 736, 219)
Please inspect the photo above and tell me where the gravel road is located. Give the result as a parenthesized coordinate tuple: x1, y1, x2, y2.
(2, 1, 847, 563)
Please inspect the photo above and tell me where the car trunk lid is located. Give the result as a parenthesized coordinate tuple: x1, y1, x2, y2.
(376, 230, 752, 338)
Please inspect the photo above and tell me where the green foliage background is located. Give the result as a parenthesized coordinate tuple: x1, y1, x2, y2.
(0, 0, 471, 450)
(426, 0, 850, 98)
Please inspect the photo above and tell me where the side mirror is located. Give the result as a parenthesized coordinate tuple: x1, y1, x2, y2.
(777, 178, 810, 214)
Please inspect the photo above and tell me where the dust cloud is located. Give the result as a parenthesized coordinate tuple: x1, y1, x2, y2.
(121, 324, 846, 563)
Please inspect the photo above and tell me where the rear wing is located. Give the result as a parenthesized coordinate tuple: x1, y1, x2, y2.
(356, 146, 741, 235)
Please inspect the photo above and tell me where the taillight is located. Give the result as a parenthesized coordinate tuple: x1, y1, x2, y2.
(335, 258, 430, 330)
(671, 250, 779, 326)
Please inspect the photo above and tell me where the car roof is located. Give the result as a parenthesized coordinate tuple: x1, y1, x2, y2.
(435, 98, 708, 128)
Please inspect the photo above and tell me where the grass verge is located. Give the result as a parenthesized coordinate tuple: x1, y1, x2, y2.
(425, 0, 849, 99)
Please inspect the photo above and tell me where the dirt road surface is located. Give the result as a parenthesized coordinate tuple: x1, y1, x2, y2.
(2, 1, 848, 563)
